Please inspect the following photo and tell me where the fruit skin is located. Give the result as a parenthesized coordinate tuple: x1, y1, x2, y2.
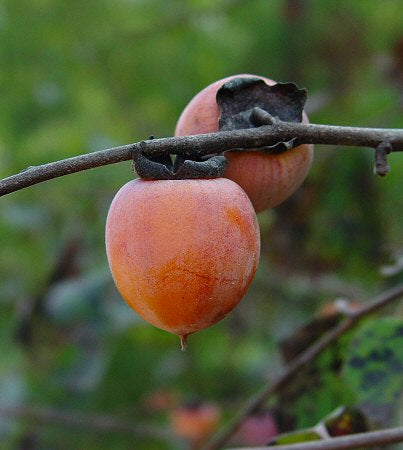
(105, 177, 260, 340)
(170, 402, 221, 443)
(234, 411, 278, 445)
(175, 74, 314, 213)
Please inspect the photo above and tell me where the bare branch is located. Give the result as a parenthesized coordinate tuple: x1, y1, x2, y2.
(202, 283, 403, 450)
(0, 405, 174, 441)
(1, 122, 402, 196)
(228, 426, 403, 450)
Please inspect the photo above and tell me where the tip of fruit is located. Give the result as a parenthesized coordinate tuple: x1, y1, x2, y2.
(180, 335, 188, 352)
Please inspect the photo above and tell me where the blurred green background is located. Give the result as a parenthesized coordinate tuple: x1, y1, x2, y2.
(0, 0, 402, 449)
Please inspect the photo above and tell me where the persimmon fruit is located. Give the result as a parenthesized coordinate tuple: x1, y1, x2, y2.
(234, 411, 278, 445)
(170, 402, 221, 443)
(105, 176, 260, 349)
(175, 74, 314, 213)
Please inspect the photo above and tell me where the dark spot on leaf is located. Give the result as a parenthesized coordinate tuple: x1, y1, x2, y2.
(362, 370, 387, 389)
(364, 330, 375, 338)
(348, 356, 366, 369)
(392, 325, 403, 338)
(368, 348, 394, 362)
(390, 360, 403, 373)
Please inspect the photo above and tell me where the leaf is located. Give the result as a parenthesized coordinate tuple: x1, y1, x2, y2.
(343, 318, 403, 425)
(277, 312, 356, 428)
(268, 429, 322, 445)
(268, 406, 369, 446)
(280, 311, 343, 363)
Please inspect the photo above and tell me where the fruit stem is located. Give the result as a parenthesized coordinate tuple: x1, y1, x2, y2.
(180, 335, 188, 352)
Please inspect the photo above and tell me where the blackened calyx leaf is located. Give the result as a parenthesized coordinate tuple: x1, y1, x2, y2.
(133, 150, 227, 180)
(323, 406, 369, 437)
(217, 77, 307, 132)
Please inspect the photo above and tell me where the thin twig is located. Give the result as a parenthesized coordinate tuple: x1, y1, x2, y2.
(0, 405, 174, 441)
(374, 142, 392, 176)
(1, 122, 402, 196)
(228, 426, 403, 450)
(202, 283, 403, 450)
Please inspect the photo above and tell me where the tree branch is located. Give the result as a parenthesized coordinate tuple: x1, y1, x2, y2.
(1, 122, 402, 196)
(228, 426, 403, 450)
(0, 405, 174, 441)
(202, 282, 403, 450)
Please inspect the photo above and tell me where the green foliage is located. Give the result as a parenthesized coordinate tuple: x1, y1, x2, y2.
(279, 319, 357, 429)
(343, 318, 403, 425)
(270, 406, 369, 445)
(271, 429, 322, 445)
(0, 0, 402, 448)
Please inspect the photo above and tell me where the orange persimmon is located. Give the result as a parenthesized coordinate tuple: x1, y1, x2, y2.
(175, 74, 314, 213)
(170, 402, 221, 443)
(105, 177, 260, 348)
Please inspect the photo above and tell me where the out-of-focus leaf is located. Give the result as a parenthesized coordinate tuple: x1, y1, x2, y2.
(44, 270, 110, 324)
(0, 310, 27, 438)
(1, 204, 51, 232)
(343, 318, 403, 425)
(268, 406, 369, 446)
(278, 310, 356, 428)
(268, 429, 322, 445)
(279, 310, 343, 363)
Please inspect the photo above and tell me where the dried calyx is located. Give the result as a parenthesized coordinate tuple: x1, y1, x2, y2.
(133, 150, 227, 180)
(217, 77, 308, 153)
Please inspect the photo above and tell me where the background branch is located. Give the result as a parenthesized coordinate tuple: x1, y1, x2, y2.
(0, 405, 174, 441)
(228, 426, 403, 450)
(202, 282, 403, 450)
(1, 122, 402, 196)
